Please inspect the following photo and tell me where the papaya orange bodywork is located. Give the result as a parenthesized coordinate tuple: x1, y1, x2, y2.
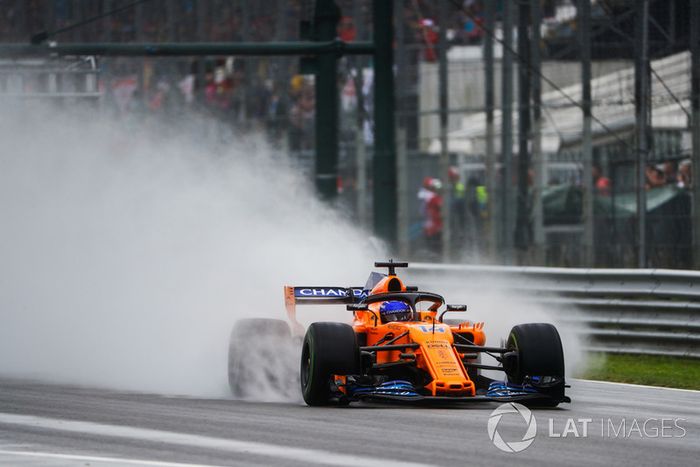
(347, 275, 484, 396)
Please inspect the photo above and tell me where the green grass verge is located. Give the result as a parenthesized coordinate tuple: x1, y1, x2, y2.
(579, 353, 700, 390)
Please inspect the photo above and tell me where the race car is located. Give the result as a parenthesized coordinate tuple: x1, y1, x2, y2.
(227, 260, 570, 407)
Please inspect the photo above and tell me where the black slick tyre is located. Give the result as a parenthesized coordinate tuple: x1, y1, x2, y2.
(506, 323, 566, 404)
(300, 322, 359, 406)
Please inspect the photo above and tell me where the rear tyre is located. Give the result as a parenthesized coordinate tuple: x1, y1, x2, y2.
(228, 318, 295, 399)
(300, 322, 359, 406)
(506, 323, 565, 404)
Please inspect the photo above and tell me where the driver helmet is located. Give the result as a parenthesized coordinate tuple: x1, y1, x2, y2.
(379, 300, 412, 323)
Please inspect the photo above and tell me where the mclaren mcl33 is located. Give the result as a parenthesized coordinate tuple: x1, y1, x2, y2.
(228, 261, 570, 407)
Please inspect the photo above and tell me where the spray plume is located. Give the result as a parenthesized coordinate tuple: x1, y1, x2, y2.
(0, 103, 378, 398)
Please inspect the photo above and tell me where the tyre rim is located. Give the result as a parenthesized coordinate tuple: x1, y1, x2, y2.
(506, 334, 520, 382)
(301, 346, 311, 389)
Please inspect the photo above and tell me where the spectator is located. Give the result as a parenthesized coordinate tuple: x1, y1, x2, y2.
(266, 81, 288, 142)
(288, 78, 315, 150)
(592, 164, 611, 195)
(678, 159, 692, 189)
(663, 161, 678, 185)
(424, 178, 444, 256)
(448, 167, 467, 247)
(417, 176, 435, 218)
(338, 16, 356, 42)
(645, 164, 666, 189)
(419, 18, 439, 62)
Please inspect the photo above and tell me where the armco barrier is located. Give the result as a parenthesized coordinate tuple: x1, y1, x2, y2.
(406, 263, 700, 359)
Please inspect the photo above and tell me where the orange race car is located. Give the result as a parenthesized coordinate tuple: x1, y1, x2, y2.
(227, 260, 570, 407)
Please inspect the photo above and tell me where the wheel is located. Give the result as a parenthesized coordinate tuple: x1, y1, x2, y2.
(506, 323, 565, 383)
(300, 322, 359, 406)
(506, 323, 565, 403)
(228, 318, 296, 399)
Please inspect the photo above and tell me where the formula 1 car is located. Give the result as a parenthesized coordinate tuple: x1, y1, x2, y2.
(228, 261, 570, 407)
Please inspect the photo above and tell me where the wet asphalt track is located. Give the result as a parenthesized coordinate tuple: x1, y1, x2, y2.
(0, 378, 698, 466)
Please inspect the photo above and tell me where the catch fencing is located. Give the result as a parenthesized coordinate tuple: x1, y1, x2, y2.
(408, 263, 700, 359)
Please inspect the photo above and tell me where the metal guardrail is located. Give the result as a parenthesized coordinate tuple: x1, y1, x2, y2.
(407, 263, 700, 359)
(0, 57, 100, 100)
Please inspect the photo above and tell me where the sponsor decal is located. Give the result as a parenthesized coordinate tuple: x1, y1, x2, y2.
(352, 289, 368, 298)
(437, 352, 457, 362)
(425, 340, 449, 349)
(294, 287, 367, 299)
(296, 288, 347, 297)
(418, 325, 446, 333)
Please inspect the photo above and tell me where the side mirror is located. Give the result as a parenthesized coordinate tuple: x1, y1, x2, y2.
(439, 304, 467, 322)
(347, 303, 378, 326)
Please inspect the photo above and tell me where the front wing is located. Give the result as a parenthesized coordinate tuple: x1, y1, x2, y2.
(351, 392, 570, 405)
(345, 380, 570, 405)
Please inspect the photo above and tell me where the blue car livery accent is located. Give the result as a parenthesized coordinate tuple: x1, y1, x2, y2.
(486, 381, 540, 398)
(348, 380, 421, 398)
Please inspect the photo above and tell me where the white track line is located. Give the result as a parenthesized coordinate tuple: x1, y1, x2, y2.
(0, 413, 430, 467)
(575, 378, 700, 394)
(0, 450, 223, 467)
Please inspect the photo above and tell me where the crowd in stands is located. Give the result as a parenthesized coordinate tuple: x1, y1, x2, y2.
(587, 158, 693, 269)
(1, 1, 500, 151)
(1, 0, 580, 154)
(591, 158, 692, 196)
(645, 159, 692, 190)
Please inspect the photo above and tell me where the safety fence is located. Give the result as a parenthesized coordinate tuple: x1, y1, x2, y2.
(407, 263, 700, 359)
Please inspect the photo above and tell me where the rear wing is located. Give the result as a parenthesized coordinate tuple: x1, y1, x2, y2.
(284, 286, 367, 334)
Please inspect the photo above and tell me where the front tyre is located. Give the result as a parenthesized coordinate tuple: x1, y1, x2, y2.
(506, 323, 566, 404)
(300, 322, 359, 406)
